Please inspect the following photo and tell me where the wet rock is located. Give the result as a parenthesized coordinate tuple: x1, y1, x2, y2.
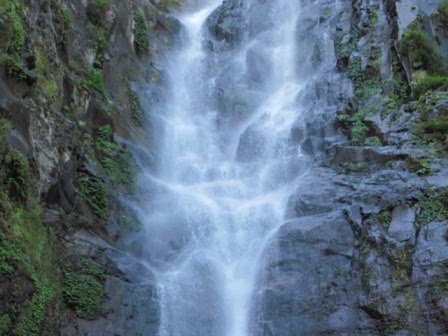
(388, 206, 416, 244)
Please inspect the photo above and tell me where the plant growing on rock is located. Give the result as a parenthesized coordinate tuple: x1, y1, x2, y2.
(95, 125, 136, 191)
(413, 191, 448, 228)
(86, 0, 109, 25)
(81, 66, 107, 99)
(62, 259, 104, 320)
(76, 176, 108, 219)
(400, 29, 445, 75)
(0, 0, 27, 79)
(439, 0, 448, 25)
(134, 11, 149, 55)
(128, 84, 144, 126)
(413, 76, 448, 97)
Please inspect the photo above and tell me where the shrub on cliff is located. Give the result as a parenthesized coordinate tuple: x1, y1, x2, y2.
(400, 29, 445, 75)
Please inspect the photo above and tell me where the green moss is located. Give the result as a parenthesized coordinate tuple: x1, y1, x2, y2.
(400, 29, 445, 75)
(62, 270, 103, 320)
(0, 314, 11, 336)
(81, 66, 107, 99)
(77, 176, 108, 219)
(134, 12, 149, 55)
(413, 76, 448, 97)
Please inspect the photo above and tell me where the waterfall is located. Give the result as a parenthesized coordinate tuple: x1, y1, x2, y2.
(134, 1, 313, 335)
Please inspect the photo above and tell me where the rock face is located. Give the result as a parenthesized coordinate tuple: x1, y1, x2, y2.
(0, 0, 447, 335)
(0, 0, 181, 335)
(206, 0, 448, 335)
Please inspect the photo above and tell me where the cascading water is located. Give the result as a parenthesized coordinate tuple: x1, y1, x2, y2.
(135, 1, 312, 335)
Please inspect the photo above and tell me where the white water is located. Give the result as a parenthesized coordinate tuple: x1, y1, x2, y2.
(137, 1, 308, 335)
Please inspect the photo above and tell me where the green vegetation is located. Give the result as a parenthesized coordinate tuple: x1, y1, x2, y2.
(376, 210, 392, 229)
(34, 49, 59, 104)
(413, 75, 448, 97)
(400, 29, 444, 75)
(439, 0, 448, 25)
(0, 314, 11, 336)
(81, 66, 107, 98)
(86, 0, 109, 25)
(134, 12, 149, 55)
(381, 95, 401, 119)
(77, 176, 108, 219)
(128, 85, 144, 126)
(96, 125, 135, 190)
(407, 156, 431, 176)
(0, 0, 26, 79)
(392, 53, 409, 102)
(0, 118, 60, 336)
(91, 26, 108, 67)
(413, 92, 448, 153)
(62, 260, 104, 320)
(413, 190, 448, 228)
(120, 213, 141, 231)
(159, 0, 181, 11)
(53, 0, 72, 43)
(338, 105, 378, 146)
(391, 249, 410, 281)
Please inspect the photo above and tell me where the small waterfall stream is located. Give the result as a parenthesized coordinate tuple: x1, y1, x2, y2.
(135, 1, 312, 335)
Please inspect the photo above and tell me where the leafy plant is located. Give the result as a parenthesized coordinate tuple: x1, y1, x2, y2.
(63, 271, 103, 320)
(77, 176, 108, 219)
(95, 125, 135, 190)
